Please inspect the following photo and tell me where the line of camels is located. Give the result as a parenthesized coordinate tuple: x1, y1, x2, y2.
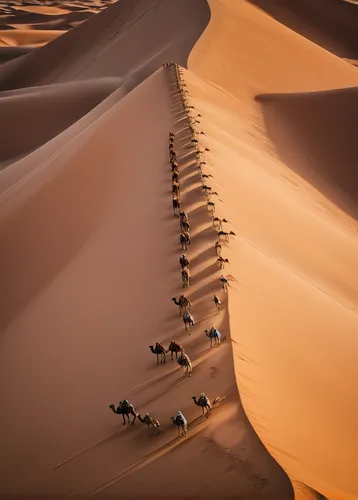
(109, 63, 235, 439)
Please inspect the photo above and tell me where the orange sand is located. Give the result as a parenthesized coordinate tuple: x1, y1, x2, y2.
(0, 1, 358, 499)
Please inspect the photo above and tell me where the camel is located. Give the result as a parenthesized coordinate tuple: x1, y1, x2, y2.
(213, 294, 222, 311)
(213, 217, 229, 231)
(219, 275, 230, 292)
(172, 295, 191, 316)
(177, 352, 192, 375)
(192, 393, 211, 417)
(181, 267, 190, 288)
(204, 327, 221, 348)
(217, 257, 230, 269)
(170, 411, 187, 437)
(166, 340, 184, 360)
(169, 132, 175, 138)
(169, 137, 174, 144)
(201, 173, 213, 179)
(183, 311, 195, 331)
(172, 170, 179, 183)
(217, 230, 236, 243)
(137, 413, 160, 434)
(215, 241, 222, 256)
(180, 254, 190, 269)
(109, 400, 137, 425)
(180, 231, 190, 250)
(172, 183, 180, 198)
(181, 220, 190, 232)
(179, 211, 188, 228)
(149, 342, 166, 364)
(207, 201, 215, 214)
(173, 197, 181, 216)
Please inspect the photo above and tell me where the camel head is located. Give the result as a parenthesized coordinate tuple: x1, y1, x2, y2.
(109, 404, 116, 412)
(204, 330, 209, 337)
(149, 345, 154, 352)
(191, 396, 197, 405)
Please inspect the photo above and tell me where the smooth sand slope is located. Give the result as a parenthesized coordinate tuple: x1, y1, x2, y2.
(0, 67, 292, 499)
(1, 0, 358, 499)
(187, 1, 358, 498)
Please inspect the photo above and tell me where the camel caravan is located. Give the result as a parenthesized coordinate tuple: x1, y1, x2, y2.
(109, 392, 215, 437)
(108, 64, 236, 440)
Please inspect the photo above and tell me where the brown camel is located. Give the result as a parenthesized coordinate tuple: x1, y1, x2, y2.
(181, 267, 190, 287)
(177, 352, 192, 375)
(215, 241, 222, 256)
(137, 413, 160, 434)
(173, 197, 181, 216)
(172, 295, 191, 316)
(166, 340, 184, 360)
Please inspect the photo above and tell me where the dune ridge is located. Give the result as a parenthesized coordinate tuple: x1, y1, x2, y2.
(1, 0, 358, 499)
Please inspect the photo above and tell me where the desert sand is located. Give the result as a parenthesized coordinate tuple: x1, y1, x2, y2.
(0, 1, 358, 499)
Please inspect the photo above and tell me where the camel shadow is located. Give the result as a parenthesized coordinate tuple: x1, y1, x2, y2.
(193, 262, 218, 284)
(190, 245, 216, 266)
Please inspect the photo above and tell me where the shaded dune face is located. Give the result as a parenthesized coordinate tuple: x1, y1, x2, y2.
(256, 87, 358, 220)
(0, 0, 210, 91)
(0, 78, 123, 163)
(248, 0, 358, 60)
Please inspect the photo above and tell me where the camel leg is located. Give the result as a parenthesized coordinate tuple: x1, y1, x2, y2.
(157, 353, 159, 364)
(122, 414, 126, 425)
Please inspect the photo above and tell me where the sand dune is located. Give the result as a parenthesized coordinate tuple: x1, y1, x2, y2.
(248, 0, 358, 61)
(1, 0, 358, 499)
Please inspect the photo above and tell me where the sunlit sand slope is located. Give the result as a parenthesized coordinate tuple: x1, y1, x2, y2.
(186, 1, 358, 499)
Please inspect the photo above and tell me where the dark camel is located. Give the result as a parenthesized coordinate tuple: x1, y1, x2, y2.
(166, 341, 184, 360)
(219, 275, 230, 292)
(181, 220, 190, 232)
(217, 257, 230, 269)
(213, 294, 221, 311)
(170, 412, 187, 437)
(180, 231, 190, 251)
(183, 311, 195, 331)
(180, 254, 190, 269)
(204, 327, 221, 348)
(217, 230, 236, 243)
(137, 413, 160, 434)
(149, 342, 166, 364)
(109, 401, 137, 425)
(192, 393, 211, 417)
(172, 295, 191, 316)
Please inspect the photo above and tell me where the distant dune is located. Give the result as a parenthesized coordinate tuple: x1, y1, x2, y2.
(1, 1, 358, 500)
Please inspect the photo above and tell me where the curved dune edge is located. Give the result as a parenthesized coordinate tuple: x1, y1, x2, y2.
(187, 1, 358, 500)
